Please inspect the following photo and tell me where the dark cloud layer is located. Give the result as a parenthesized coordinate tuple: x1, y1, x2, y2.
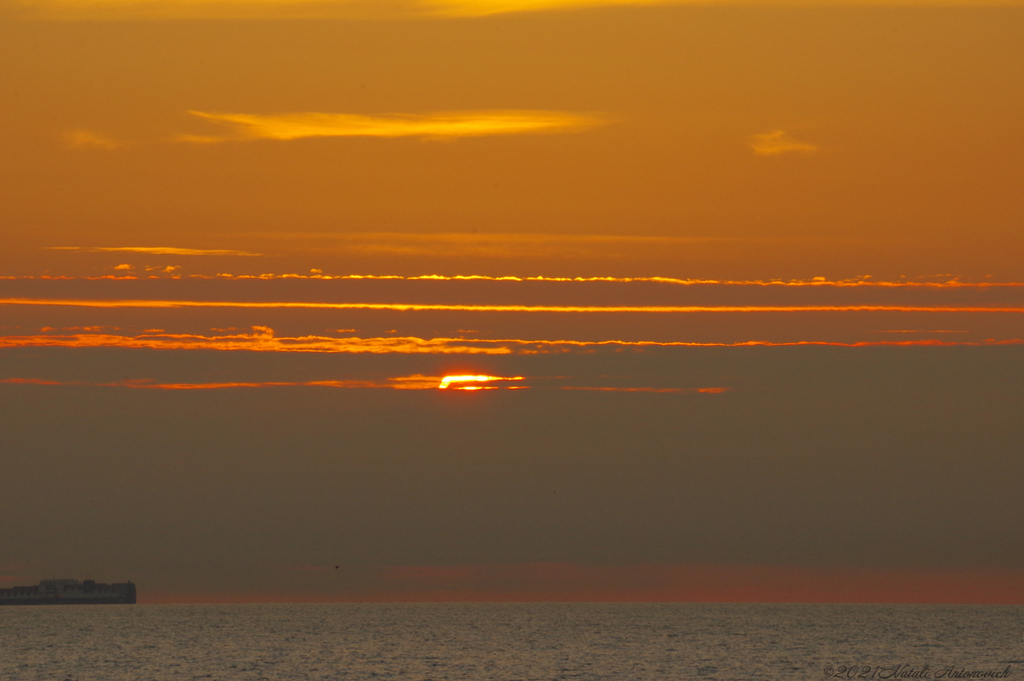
(2, 345, 1021, 599)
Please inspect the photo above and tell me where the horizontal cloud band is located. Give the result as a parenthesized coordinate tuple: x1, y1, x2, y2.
(3, 298, 1024, 313)
(0, 376, 730, 393)
(184, 110, 606, 142)
(46, 246, 262, 256)
(16, 0, 1024, 22)
(0, 376, 441, 390)
(13, 272, 1024, 288)
(0, 330, 1019, 354)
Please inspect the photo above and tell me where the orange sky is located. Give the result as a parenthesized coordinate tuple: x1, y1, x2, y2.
(1, 0, 1023, 603)
(2, 5, 1024, 279)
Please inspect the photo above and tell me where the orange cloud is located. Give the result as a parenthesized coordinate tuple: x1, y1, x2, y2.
(0, 329, 1020, 355)
(4, 297, 1024, 314)
(0, 330, 514, 354)
(0, 378, 68, 386)
(63, 129, 122, 150)
(0, 375, 445, 390)
(247, 232, 730, 261)
(145, 271, 1024, 287)
(47, 246, 262, 256)
(184, 110, 606, 142)
(19, 0, 1024, 23)
(750, 130, 819, 156)
(0, 375, 736, 393)
(18, 270, 1022, 288)
(426, 0, 1024, 18)
(425, 0, 677, 16)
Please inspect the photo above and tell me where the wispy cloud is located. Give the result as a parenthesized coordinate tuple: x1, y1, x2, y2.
(0, 375, 441, 390)
(181, 272, 1021, 288)
(47, 246, 263, 256)
(750, 130, 819, 156)
(15, 0, 1024, 22)
(10, 268, 1014, 287)
(4, 297, 1024, 313)
(63, 129, 122, 150)
(58, 111, 601, 150)
(236, 232, 733, 261)
(0, 376, 735, 393)
(182, 110, 606, 142)
(10, 0, 415, 21)
(0, 329, 1018, 355)
(0, 329, 515, 354)
(424, 0, 675, 17)
(8, 0, 665, 21)
(424, 0, 1024, 17)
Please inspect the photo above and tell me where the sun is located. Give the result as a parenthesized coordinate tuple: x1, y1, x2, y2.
(438, 375, 525, 390)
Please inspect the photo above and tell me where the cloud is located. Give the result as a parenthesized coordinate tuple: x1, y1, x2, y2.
(750, 130, 819, 156)
(13, 0, 1024, 21)
(426, 0, 1024, 16)
(0, 375, 446, 390)
(424, 0, 677, 16)
(63, 129, 122, 150)
(183, 110, 606, 142)
(4, 296, 1024, 313)
(0, 329, 516, 354)
(179, 272, 1020, 288)
(0, 329, 1018, 355)
(0, 375, 725, 393)
(241, 232, 734, 261)
(9, 0, 412, 20)
(47, 246, 263, 256)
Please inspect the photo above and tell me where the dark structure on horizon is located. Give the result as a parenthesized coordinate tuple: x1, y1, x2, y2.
(0, 579, 136, 605)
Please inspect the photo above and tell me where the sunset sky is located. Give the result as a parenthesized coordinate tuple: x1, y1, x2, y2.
(1, 0, 1023, 603)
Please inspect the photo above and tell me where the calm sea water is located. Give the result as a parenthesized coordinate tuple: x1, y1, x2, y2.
(1, 603, 1022, 680)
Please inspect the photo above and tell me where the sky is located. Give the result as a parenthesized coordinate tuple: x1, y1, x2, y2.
(1, 0, 1023, 604)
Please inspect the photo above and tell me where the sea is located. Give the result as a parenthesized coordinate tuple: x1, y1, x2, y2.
(1, 603, 1022, 681)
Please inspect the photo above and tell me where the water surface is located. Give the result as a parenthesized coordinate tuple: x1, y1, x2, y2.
(2, 603, 1021, 680)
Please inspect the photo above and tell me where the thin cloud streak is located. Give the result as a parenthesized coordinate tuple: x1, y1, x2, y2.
(63, 129, 122, 149)
(9, 0, 415, 21)
(0, 377, 734, 393)
(0, 330, 1019, 354)
(184, 110, 606, 142)
(14, 0, 1024, 21)
(177, 273, 1024, 288)
(427, 0, 1024, 16)
(0, 330, 513, 354)
(168, 231, 965, 264)
(46, 246, 263, 256)
(12, 272, 1024, 287)
(4, 297, 1024, 313)
(427, 0, 671, 16)
(0, 375, 442, 390)
(251, 231, 742, 260)
(750, 130, 819, 156)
